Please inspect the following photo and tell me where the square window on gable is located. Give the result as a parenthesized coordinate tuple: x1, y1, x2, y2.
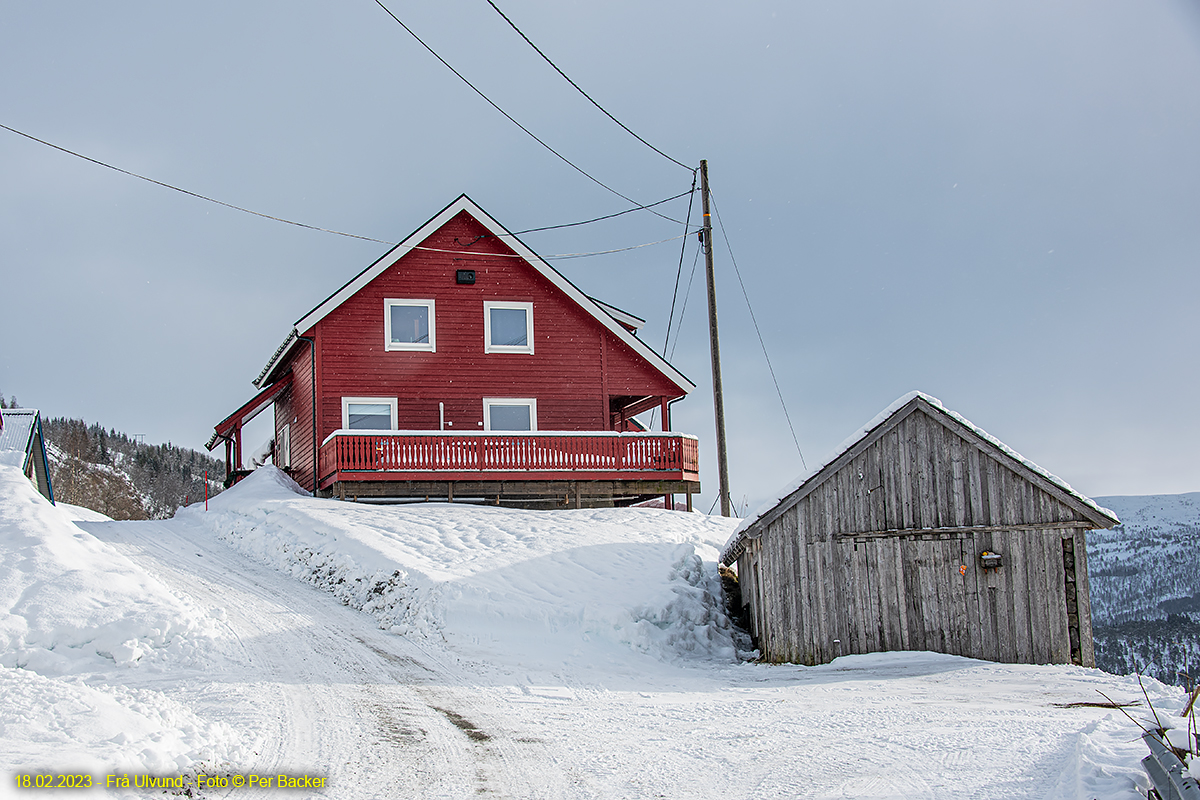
(484, 301, 534, 354)
(385, 299, 435, 351)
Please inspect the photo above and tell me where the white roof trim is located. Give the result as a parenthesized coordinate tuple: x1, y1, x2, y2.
(259, 195, 693, 392)
(589, 297, 645, 331)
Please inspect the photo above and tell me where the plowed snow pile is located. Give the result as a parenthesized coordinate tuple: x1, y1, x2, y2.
(178, 467, 743, 679)
(0, 465, 241, 779)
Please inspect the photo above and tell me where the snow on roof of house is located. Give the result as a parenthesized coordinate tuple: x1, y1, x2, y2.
(253, 195, 690, 392)
(588, 297, 645, 331)
(0, 409, 38, 469)
(721, 391, 1120, 564)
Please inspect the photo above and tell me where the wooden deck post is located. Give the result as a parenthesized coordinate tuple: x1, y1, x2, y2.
(234, 424, 242, 474)
(661, 397, 672, 511)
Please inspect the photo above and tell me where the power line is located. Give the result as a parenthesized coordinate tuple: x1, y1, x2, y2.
(0, 121, 691, 261)
(709, 189, 808, 471)
(0, 122, 392, 245)
(663, 172, 699, 354)
(547, 232, 689, 259)
(373, 0, 683, 225)
(507, 188, 696, 235)
(668, 239, 703, 360)
(483, 0, 693, 172)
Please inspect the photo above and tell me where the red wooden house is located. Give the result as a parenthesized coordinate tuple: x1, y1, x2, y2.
(207, 195, 701, 508)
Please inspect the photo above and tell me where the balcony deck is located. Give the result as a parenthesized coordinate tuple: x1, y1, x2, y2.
(316, 430, 701, 508)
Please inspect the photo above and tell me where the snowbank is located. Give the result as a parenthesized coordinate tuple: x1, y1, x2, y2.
(0, 666, 243, 777)
(179, 467, 744, 673)
(0, 464, 243, 790)
(0, 465, 218, 674)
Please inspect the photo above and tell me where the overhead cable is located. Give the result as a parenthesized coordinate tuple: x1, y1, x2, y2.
(668, 240, 703, 360)
(373, 0, 683, 226)
(0, 122, 392, 245)
(709, 190, 808, 470)
(483, 0, 693, 172)
(507, 188, 696, 235)
(0, 121, 689, 261)
(546, 232, 689, 259)
(662, 172, 699, 354)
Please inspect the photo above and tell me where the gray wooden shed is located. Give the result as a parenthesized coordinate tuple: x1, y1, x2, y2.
(721, 392, 1118, 667)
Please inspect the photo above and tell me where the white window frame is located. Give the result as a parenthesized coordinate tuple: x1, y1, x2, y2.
(483, 301, 534, 354)
(384, 298, 436, 352)
(482, 398, 538, 432)
(341, 397, 398, 430)
(279, 423, 291, 469)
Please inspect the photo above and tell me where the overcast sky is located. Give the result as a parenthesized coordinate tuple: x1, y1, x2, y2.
(3, 1, 1198, 512)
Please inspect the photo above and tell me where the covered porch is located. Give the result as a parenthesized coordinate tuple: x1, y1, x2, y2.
(205, 374, 292, 486)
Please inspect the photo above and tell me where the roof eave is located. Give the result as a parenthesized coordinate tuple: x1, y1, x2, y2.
(720, 392, 1120, 563)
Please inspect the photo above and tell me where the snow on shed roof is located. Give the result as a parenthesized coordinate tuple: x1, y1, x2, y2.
(253, 195, 691, 392)
(0, 409, 38, 469)
(721, 391, 1120, 564)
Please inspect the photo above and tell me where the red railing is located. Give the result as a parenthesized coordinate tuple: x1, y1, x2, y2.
(319, 430, 699, 486)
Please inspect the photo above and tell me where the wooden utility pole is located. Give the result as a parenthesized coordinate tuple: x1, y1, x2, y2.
(700, 160, 732, 517)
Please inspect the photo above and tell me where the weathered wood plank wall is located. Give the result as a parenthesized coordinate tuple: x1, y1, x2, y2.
(734, 406, 1106, 667)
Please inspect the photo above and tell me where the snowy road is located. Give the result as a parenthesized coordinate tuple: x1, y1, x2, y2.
(2, 467, 1181, 799)
(80, 512, 1160, 800)
(81, 515, 573, 799)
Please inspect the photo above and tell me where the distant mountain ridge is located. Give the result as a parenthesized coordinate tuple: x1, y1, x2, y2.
(40, 417, 225, 520)
(1088, 492, 1200, 685)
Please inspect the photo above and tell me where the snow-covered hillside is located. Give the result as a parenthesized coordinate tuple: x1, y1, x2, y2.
(1087, 492, 1200, 686)
(1, 465, 1192, 799)
(1089, 492, 1200, 625)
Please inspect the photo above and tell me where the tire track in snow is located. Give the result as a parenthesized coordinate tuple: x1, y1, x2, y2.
(82, 516, 575, 799)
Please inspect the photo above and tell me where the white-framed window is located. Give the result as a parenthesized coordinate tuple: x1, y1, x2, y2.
(279, 423, 291, 468)
(483, 301, 534, 354)
(342, 397, 398, 430)
(385, 299, 436, 351)
(483, 398, 537, 431)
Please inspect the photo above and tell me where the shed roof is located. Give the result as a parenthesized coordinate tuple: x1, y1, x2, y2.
(0, 409, 38, 469)
(722, 391, 1120, 564)
(253, 195, 692, 393)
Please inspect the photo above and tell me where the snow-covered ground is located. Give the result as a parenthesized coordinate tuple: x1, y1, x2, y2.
(0, 464, 1190, 798)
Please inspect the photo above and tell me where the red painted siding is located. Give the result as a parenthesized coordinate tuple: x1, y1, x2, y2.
(298, 212, 686, 449)
(273, 340, 316, 491)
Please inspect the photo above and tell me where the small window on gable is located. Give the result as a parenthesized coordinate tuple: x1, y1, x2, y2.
(483, 398, 537, 431)
(484, 301, 534, 354)
(385, 299, 435, 351)
(342, 397, 398, 430)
